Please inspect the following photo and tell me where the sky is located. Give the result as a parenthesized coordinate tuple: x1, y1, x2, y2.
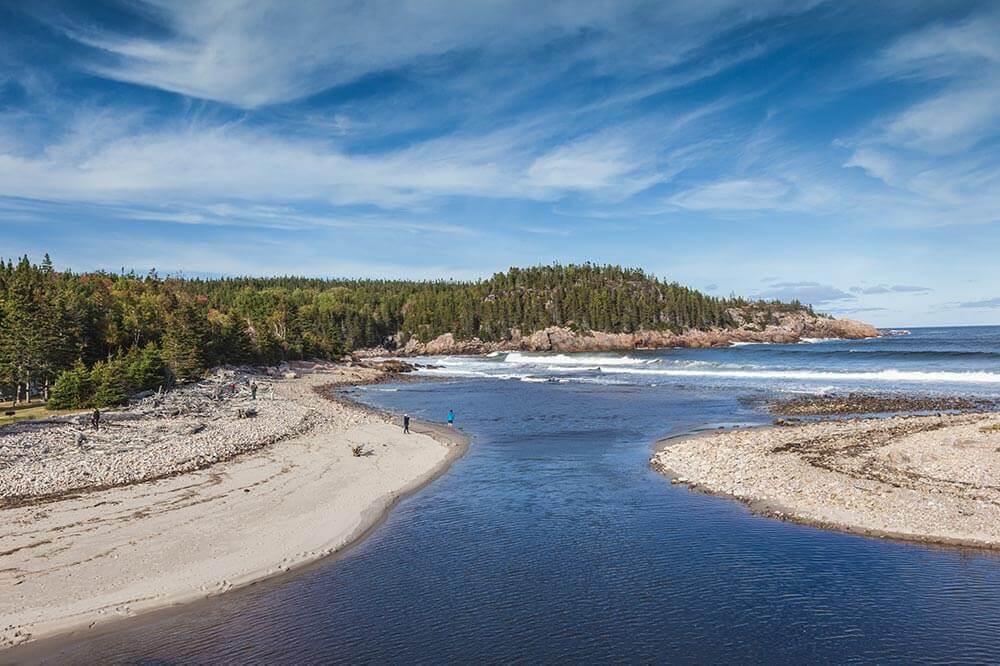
(0, 1, 998, 326)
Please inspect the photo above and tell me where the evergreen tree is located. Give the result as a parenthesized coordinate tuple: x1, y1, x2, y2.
(161, 301, 210, 382)
(3, 255, 819, 406)
(47, 360, 93, 409)
(90, 360, 127, 408)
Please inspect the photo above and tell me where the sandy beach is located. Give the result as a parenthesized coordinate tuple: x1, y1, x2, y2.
(652, 412, 1000, 549)
(0, 365, 467, 652)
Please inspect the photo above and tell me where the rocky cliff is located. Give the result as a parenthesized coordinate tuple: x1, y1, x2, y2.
(359, 311, 879, 357)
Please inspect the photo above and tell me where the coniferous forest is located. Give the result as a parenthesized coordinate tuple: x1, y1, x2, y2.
(0, 256, 813, 409)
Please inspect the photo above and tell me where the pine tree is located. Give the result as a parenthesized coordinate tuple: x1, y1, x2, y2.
(0, 258, 45, 403)
(47, 360, 93, 409)
(90, 360, 127, 408)
(161, 302, 209, 382)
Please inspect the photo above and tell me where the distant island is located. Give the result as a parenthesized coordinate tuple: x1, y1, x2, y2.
(0, 257, 876, 409)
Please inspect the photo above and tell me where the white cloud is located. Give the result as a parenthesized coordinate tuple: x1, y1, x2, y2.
(960, 297, 1000, 309)
(884, 86, 1000, 154)
(844, 148, 896, 184)
(44, 0, 822, 108)
(526, 133, 660, 196)
(838, 9, 1000, 226)
(753, 282, 855, 305)
(875, 13, 1000, 81)
(0, 109, 677, 214)
(849, 284, 931, 295)
(668, 177, 836, 213)
(670, 179, 789, 211)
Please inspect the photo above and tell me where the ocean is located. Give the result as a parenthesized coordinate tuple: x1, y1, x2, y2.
(410, 325, 1000, 395)
(47, 326, 1000, 663)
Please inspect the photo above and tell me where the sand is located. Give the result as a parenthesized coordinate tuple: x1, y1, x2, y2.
(0, 369, 467, 652)
(652, 412, 1000, 549)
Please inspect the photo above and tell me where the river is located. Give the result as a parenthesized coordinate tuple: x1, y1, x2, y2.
(41, 327, 1000, 663)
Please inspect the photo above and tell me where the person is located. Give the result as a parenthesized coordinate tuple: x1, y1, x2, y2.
(251, 382, 258, 400)
(91, 408, 101, 432)
(447, 409, 455, 427)
(403, 413, 410, 434)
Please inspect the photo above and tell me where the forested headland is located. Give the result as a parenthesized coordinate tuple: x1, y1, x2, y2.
(0, 256, 816, 409)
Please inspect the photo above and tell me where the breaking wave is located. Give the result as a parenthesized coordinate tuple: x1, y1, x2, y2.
(598, 367, 1000, 384)
(502, 352, 659, 366)
(406, 329, 1000, 393)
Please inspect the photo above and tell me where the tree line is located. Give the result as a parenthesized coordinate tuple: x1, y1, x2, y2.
(0, 256, 813, 409)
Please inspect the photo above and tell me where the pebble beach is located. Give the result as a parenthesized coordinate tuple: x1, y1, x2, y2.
(653, 411, 1000, 549)
(0, 363, 467, 652)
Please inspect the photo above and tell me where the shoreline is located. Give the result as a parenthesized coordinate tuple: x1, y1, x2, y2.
(356, 318, 879, 357)
(0, 368, 469, 657)
(651, 412, 1000, 551)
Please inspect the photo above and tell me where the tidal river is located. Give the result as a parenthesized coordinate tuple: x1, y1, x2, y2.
(47, 327, 1000, 663)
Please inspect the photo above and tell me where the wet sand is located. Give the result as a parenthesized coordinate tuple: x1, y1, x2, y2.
(0, 368, 468, 653)
(652, 412, 1000, 549)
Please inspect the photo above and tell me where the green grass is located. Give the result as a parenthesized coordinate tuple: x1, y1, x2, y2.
(0, 401, 85, 427)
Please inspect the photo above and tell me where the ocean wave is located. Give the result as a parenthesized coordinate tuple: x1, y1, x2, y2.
(503, 352, 656, 366)
(417, 367, 523, 381)
(732, 347, 1000, 361)
(598, 367, 1000, 384)
(843, 349, 1000, 359)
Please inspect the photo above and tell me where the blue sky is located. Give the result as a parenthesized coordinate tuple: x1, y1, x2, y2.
(1, 1, 998, 326)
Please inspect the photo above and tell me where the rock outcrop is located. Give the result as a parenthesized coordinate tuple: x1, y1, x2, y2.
(360, 312, 879, 357)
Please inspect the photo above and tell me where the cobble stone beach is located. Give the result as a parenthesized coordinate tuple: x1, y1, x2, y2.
(0, 363, 467, 651)
(653, 412, 1000, 548)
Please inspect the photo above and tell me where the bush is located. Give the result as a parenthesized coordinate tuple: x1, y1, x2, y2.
(89, 360, 127, 408)
(46, 346, 166, 410)
(47, 361, 93, 409)
(122, 343, 166, 393)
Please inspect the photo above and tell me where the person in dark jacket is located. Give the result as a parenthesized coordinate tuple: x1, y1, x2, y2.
(403, 413, 410, 434)
(91, 408, 101, 432)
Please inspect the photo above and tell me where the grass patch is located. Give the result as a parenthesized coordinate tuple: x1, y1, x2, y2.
(980, 423, 1000, 434)
(0, 402, 85, 427)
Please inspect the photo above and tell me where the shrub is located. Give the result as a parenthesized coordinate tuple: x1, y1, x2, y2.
(122, 343, 166, 393)
(47, 361, 93, 409)
(89, 360, 127, 408)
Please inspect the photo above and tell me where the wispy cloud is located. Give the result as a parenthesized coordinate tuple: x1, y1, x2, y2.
(668, 177, 836, 214)
(753, 282, 855, 305)
(960, 297, 1000, 309)
(850, 284, 931, 295)
(38, 0, 817, 109)
(824, 306, 889, 314)
(873, 12, 1000, 81)
(839, 8, 1000, 227)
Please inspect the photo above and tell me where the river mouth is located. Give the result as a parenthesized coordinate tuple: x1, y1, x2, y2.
(18, 327, 1000, 663)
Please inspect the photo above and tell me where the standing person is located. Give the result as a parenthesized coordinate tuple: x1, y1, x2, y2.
(91, 408, 101, 432)
(251, 382, 258, 400)
(403, 413, 410, 434)
(447, 409, 455, 427)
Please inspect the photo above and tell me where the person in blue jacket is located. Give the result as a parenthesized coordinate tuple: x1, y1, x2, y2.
(447, 409, 455, 426)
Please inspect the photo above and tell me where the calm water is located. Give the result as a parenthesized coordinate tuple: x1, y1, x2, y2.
(39, 327, 1000, 663)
